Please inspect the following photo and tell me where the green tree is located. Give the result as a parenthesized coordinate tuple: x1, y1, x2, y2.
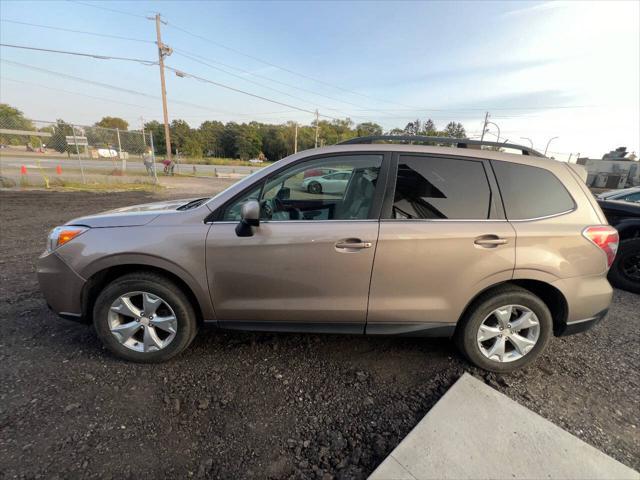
(423, 119, 437, 136)
(48, 119, 75, 154)
(0, 103, 35, 146)
(442, 121, 466, 138)
(144, 121, 166, 154)
(356, 122, 383, 137)
(198, 120, 224, 156)
(404, 119, 422, 135)
(260, 125, 288, 161)
(95, 116, 129, 130)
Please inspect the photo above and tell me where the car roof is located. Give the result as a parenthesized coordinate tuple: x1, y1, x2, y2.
(293, 143, 562, 168)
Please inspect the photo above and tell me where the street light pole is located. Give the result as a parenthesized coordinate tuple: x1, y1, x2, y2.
(544, 136, 559, 156)
(486, 121, 500, 142)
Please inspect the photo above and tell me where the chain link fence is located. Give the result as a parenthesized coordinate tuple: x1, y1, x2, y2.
(0, 118, 158, 185)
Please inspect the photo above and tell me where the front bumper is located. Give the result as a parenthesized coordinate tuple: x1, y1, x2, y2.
(37, 251, 86, 320)
(556, 308, 609, 336)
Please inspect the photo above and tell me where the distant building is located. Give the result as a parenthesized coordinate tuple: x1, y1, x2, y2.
(577, 147, 639, 189)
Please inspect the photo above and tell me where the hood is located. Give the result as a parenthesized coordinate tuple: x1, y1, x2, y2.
(66, 197, 205, 228)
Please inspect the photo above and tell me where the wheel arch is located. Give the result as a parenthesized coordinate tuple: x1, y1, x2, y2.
(81, 264, 207, 325)
(456, 279, 569, 337)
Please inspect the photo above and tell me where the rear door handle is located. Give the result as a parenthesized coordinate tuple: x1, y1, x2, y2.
(335, 238, 373, 250)
(474, 236, 508, 247)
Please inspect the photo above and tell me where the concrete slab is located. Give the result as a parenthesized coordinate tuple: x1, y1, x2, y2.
(369, 373, 639, 480)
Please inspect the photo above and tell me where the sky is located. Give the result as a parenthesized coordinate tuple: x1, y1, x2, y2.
(0, 0, 638, 159)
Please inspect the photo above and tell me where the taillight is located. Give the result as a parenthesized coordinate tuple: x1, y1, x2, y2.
(582, 225, 619, 268)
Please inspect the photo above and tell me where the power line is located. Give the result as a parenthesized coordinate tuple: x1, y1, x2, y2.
(0, 76, 151, 109)
(0, 18, 153, 43)
(172, 48, 384, 114)
(56, 1, 593, 115)
(172, 50, 372, 120)
(0, 59, 312, 121)
(0, 15, 381, 116)
(165, 21, 412, 109)
(67, 0, 148, 19)
(63, 0, 401, 109)
(1, 59, 160, 99)
(0, 43, 157, 65)
(163, 64, 340, 120)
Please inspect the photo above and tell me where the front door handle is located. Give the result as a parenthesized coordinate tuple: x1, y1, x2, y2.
(474, 235, 508, 247)
(335, 238, 373, 251)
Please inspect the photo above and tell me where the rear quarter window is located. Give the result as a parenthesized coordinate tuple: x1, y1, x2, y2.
(492, 161, 575, 220)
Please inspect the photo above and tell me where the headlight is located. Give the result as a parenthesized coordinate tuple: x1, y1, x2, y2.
(47, 226, 89, 252)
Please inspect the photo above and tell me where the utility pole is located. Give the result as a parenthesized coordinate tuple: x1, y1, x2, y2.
(480, 111, 489, 142)
(151, 13, 172, 162)
(294, 123, 298, 153)
(314, 109, 319, 148)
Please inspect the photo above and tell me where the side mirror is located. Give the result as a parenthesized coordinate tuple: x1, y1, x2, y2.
(235, 199, 260, 237)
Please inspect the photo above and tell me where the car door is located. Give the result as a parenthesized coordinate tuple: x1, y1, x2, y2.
(206, 153, 389, 333)
(367, 153, 516, 335)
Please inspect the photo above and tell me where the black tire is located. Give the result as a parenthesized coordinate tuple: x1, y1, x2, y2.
(608, 238, 640, 294)
(454, 286, 553, 373)
(93, 272, 198, 363)
(307, 181, 322, 194)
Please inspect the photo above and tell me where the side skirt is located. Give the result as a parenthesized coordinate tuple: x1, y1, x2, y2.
(366, 323, 456, 337)
(216, 321, 364, 335)
(206, 320, 456, 337)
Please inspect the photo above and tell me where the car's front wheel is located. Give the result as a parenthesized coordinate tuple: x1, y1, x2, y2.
(93, 272, 198, 362)
(455, 286, 552, 372)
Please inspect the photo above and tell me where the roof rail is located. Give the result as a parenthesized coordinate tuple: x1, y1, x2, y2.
(337, 135, 545, 157)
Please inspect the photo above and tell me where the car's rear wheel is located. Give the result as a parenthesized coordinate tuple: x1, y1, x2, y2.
(455, 286, 552, 373)
(608, 238, 640, 294)
(93, 272, 198, 362)
(308, 181, 322, 194)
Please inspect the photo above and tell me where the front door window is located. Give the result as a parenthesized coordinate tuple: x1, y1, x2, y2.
(222, 154, 383, 221)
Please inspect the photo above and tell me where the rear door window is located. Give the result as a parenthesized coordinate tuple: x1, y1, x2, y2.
(389, 155, 492, 220)
(492, 161, 575, 219)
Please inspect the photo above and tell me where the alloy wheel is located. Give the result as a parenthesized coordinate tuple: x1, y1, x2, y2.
(108, 291, 178, 353)
(476, 305, 540, 363)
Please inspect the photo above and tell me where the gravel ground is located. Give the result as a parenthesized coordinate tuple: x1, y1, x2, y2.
(1, 189, 638, 479)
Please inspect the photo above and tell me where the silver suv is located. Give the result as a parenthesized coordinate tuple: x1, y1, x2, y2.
(38, 137, 617, 372)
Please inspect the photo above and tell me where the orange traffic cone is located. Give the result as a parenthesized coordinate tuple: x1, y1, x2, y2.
(20, 165, 27, 175)
(56, 165, 62, 175)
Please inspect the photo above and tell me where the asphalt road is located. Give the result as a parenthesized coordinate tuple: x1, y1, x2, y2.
(0, 154, 259, 176)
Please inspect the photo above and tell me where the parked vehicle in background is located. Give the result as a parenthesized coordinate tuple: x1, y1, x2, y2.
(597, 197, 640, 293)
(38, 136, 617, 372)
(303, 167, 337, 178)
(597, 186, 640, 203)
(301, 170, 351, 194)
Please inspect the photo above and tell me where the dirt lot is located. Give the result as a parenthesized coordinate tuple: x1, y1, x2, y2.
(1, 188, 638, 479)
